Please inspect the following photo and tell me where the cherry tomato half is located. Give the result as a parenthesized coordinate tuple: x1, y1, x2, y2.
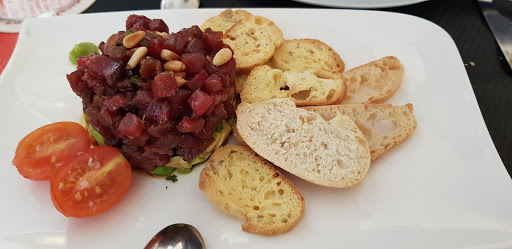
(50, 146, 132, 218)
(12, 122, 91, 181)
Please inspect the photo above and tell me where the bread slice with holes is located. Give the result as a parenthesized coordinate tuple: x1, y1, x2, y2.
(222, 15, 284, 71)
(304, 103, 417, 160)
(268, 39, 345, 73)
(342, 56, 404, 104)
(236, 39, 345, 94)
(199, 145, 305, 236)
(234, 71, 250, 94)
(236, 98, 371, 187)
(200, 9, 254, 33)
(240, 65, 346, 106)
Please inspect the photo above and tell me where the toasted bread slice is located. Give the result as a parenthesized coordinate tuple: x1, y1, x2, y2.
(235, 61, 275, 94)
(304, 103, 417, 160)
(240, 65, 346, 106)
(235, 39, 345, 94)
(240, 65, 287, 102)
(268, 39, 345, 73)
(234, 71, 250, 94)
(200, 9, 253, 33)
(342, 56, 404, 104)
(199, 145, 305, 236)
(236, 98, 370, 187)
(222, 15, 284, 71)
(232, 120, 248, 146)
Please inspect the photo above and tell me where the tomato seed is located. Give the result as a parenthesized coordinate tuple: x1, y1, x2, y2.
(74, 192, 82, 201)
(95, 186, 102, 194)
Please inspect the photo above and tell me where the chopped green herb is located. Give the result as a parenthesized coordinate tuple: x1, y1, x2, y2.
(137, 90, 141, 94)
(151, 166, 176, 176)
(140, 39, 149, 47)
(129, 75, 139, 84)
(215, 120, 226, 133)
(152, 33, 159, 38)
(160, 85, 165, 90)
(145, 56, 151, 59)
(126, 30, 133, 35)
(165, 175, 178, 182)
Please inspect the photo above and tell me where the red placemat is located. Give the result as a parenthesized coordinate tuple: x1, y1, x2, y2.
(0, 33, 19, 75)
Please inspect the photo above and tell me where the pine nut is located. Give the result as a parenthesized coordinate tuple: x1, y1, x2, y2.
(160, 49, 180, 61)
(213, 48, 233, 66)
(74, 192, 82, 201)
(164, 60, 186, 72)
(176, 72, 187, 78)
(126, 47, 148, 69)
(123, 31, 146, 49)
(155, 31, 169, 39)
(126, 47, 138, 57)
(175, 76, 187, 88)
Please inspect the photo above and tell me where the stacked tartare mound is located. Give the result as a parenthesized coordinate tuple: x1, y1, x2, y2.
(66, 15, 237, 172)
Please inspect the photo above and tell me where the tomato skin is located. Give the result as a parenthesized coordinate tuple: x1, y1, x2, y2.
(12, 122, 91, 181)
(50, 146, 132, 218)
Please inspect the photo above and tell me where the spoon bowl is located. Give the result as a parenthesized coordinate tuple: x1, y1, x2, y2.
(144, 223, 205, 249)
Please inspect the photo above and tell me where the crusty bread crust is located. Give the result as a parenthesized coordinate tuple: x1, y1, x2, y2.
(342, 56, 404, 104)
(304, 103, 417, 160)
(199, 145, 305, 236)
(236, 98, 371, 188)
(269, 39, 345, 73)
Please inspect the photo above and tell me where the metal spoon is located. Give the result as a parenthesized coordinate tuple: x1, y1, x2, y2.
(144, 223, 205, 249)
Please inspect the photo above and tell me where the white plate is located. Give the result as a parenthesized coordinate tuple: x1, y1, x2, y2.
(292, 0, 427, 8)
(1, 9, 512, 249)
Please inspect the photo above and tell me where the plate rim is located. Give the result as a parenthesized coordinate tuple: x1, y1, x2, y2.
(291, 0, 428, 9)
(1, 8, 511, 249)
